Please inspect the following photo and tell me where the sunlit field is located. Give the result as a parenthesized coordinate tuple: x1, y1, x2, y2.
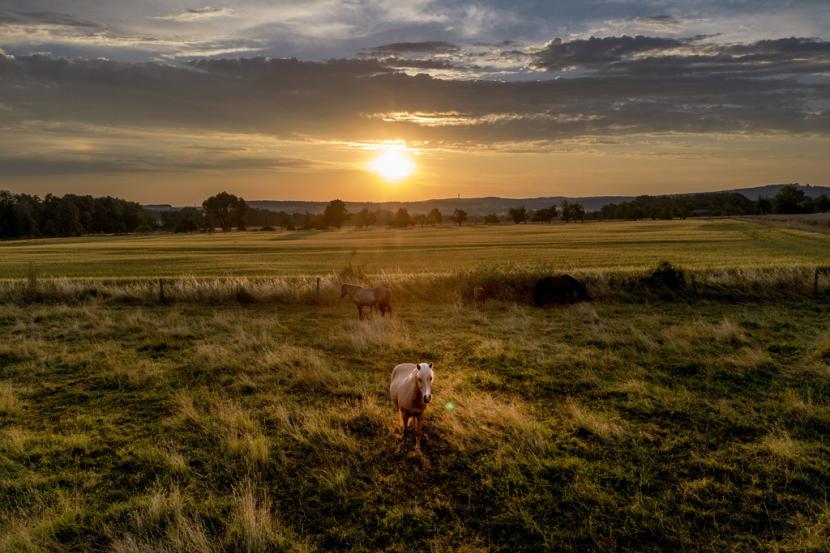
(2, 299, 829, 551)
(3, 219, 830, 279)
(2, 219, 830, 551)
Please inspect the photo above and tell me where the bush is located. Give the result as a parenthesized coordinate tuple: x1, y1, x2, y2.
(645, 261, 686, 290)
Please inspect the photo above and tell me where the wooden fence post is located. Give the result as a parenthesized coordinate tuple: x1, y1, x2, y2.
(316, 277, 321, 304)
(159, 278, 166, 303)
(815, 268, 820, 296)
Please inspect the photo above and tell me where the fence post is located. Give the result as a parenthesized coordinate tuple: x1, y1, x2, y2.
(691, 273, 697, 294)
(815, 268, 820, 296)
(316, 277, 321, 304)
(159, 278, 166, 303)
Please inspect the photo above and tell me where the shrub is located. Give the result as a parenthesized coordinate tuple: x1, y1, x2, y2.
(645, 261, 686, 290)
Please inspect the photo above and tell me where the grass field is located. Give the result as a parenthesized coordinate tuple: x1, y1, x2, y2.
(2, 220, 830, 551)
(1, 299, 829, 551)
(3, 219, 830, 279)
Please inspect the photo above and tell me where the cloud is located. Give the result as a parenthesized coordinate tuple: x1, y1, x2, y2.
(361, 41, 459, 55)
(149, 7, 236, 23)
(0, 36, 828, 157)
(380, 57, 455, 70)
(0, 10, 100, 28)
(0, 155, 309, 175)
(533, 35, 687, 70)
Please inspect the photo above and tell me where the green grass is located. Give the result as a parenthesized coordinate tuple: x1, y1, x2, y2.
(1, 298, 829, 551)
(2, 220, 830, 550)
(3, 219, 830, 279)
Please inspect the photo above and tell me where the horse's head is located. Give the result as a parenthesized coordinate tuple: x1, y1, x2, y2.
(415, 362, 433, 404)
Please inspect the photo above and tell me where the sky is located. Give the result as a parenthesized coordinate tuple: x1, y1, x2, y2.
(0, 1, 829, 204)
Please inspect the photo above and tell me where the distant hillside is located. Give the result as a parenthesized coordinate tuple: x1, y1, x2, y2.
(726, 184, 830, 201)
(247, 196, 632, 216)
(143, 204, 177, 212)
(150, 183, 828, 215)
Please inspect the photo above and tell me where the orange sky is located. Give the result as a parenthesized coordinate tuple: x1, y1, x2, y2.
(1, 2, 829, 204)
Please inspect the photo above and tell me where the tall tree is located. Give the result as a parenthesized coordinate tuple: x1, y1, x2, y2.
(426, 208, 442, 225)
(773, 185, 807, 214)
(323, 199, 349, 229)
(531, 205, 558, 223)
(452, 208, 468, 226)
(508, 206, 527, 224)
(392, 208, 412, 227)
(203, 192, 246, 231)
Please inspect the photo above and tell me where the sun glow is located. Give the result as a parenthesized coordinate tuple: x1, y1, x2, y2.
(369, 145, 415, 181)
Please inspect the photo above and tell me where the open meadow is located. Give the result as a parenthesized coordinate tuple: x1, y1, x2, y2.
(2, 219, 830, 279)
(1, 219, 830, 551)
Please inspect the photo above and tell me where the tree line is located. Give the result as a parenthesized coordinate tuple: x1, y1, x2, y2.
(0, 191, 150, 238)
(596, 186, 830, 220)
(504, 200, 586, 224)
(2, 185, 828, 239)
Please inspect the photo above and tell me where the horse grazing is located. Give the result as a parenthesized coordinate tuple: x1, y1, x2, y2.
(340, 283, 392, 320)
(389, 362, 433, 449)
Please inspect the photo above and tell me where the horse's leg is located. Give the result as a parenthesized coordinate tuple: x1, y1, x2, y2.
(401, 412, 411, 445)
(357, 304, 363, 320)
(414, 415, 422, 450)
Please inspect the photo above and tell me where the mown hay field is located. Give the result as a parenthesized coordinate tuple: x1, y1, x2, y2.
(2, 219, 830, 279)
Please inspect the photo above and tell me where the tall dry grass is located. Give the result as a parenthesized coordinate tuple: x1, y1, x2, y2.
(1, 264, 828, 306)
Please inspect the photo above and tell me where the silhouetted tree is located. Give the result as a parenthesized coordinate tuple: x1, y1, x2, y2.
(323, 199, 349, 228)
(561, 200, 585, 223)
(392, 208, 412, 227)
(203, 192, 247, 231)
(353, 207, 374, 228)
(427, 208, 442, 225)
(773, 185, 808, 214)
(508, 206, 527, 224)
(531, 205, 558, 223)
(757, 197, 773, 214)
(452, 208, 467, 225)
(302, 211, 317, 230)
(484, 213, 500, 224)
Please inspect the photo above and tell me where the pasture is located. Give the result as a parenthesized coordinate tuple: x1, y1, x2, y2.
(2, 219, 830, 279)
(1, 219, 830, 551)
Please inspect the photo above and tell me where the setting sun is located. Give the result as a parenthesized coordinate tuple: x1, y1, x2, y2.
(369, 146, 415, 181)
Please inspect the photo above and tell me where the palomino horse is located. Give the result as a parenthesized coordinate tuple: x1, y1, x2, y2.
(340, 283, 392, 320)
(389, 362, 433, 449)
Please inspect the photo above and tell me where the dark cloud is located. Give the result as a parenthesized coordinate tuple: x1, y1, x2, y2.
(379, 57, 455, 70)
(0, 10, 101, 28)
(361, 41, 459, 56)
(0, 153, 312, 176)
(533, 36, 830, 76)
(0, 36, 828, 154)
(186, 7, 226, 16)
(533, 35, 686, 70)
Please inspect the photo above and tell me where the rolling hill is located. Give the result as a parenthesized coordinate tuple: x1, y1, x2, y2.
(145, 184, 829, 215)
